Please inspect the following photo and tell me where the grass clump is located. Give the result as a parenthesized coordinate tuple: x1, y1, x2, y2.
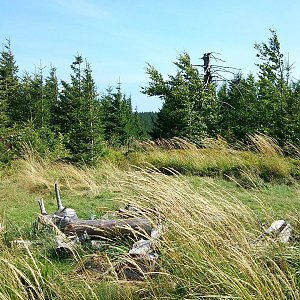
(127, 134, 299, 186)
(119, 168, 300, 299)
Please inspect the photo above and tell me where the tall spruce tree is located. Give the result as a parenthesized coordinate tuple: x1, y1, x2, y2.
(218, 73, 259, 140)
(255, 29, 292, 142)
(58, 56, 103, 163)
(142, 52, 218, 141)
(0, 39, 20, 162)
(81, 59, 103, 162)
(29, 67, 49, 128)
(0, 39, 19, 127)
(45, 66, 60, 131)
(15, 72, 35, 124)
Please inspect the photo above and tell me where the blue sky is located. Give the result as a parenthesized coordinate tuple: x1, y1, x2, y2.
(1, 0, 300, 111)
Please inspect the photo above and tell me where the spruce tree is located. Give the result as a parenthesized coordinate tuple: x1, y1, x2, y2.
(15, 72, 34, 124)
(101, 84, 146, 145)
(255, 29, 292, 142)
(142, 53, 218, 141)
(45, 66, 59, 131)
(81, 59, 103, 163)
(0, 39, 19, 162)
(58, 56, 103, 163)
(29, 67, 49, 128)
(218, 73, 259, 141)
(0, 39, 19, 127)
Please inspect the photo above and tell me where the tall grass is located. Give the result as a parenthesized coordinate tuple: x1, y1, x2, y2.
(0, 140, 299, 299)
(126, 134, 299, 187)
(11, 150, 124, 197)
(118, 168, 300, 299)
(248, 133, 283, 156)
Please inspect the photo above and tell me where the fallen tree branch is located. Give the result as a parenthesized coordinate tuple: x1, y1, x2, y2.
(64, 218, 152, 239)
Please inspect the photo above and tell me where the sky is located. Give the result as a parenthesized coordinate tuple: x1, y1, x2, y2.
(1, 0, 300, 112)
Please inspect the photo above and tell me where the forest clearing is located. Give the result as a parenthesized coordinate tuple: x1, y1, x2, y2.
(1, 9, 300, 298)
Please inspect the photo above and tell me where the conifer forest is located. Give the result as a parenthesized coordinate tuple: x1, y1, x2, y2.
(0, 29, 299, 165)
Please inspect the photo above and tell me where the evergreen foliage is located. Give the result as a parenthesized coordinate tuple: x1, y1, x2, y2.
(100, 84, 146, 146)
(45, 66, 60, 131)
(58, 56, 104, 164)
(0, 39, 19, 127)
(218, 73, 259, 140)
(217, 29, 299, 145)
(137, 111, 157, 136)
(0, 39, 19, 162)
(254, 29, 292, 142)
(142, 53, 218, 141)
(0, 29, 299, 165)
(9, 121, 69, 161)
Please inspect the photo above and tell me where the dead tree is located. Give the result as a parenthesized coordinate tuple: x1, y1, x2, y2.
(194, 52, 240, 86)
(63, 218, 152, 239)
(37, 183, 152, 240)
(37, 183, 161, 280)
(202, 52, 213, 85)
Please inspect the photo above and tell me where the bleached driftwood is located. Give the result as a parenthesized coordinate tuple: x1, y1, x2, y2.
(37, 183, 78, 230)
(129, 224, 163, 256)
(117, 224, 163, 280)
(63, 218, 152, 239)
(36, 183, 162, 277)
(253, 219, 292, 244)
(37, 183, 152, 240)
(265, 220, 292, 242)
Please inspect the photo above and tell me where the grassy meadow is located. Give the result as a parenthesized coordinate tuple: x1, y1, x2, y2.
(0, 136, 300, 299)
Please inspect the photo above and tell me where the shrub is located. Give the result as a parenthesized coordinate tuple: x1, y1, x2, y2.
(8, 122, 70, 162)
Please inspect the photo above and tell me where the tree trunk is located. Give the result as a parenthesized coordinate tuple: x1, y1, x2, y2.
(63, 218, 152, 239)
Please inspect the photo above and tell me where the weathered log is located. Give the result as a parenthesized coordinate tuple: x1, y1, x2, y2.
(55, 235, 78, 257)
(63, 218, 152, 239)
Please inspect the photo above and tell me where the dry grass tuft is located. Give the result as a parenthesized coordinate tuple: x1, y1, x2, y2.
(115, 168, 300, 299)
(12, 150, 124, 197)
(130, 137, 198, 151)
(249, 133, 283, 156)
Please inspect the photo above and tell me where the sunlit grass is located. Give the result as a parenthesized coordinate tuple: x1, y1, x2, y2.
(126, 135, 299, 187)
(0, 136, 299, 299)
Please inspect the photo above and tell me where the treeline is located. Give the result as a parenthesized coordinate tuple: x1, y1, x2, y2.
(143, 30, 300, 146)
(1, 30, 299, 166)
(0, 41, 147, 164)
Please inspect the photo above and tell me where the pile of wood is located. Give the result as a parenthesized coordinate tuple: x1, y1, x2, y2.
(37, 183, 162, 280)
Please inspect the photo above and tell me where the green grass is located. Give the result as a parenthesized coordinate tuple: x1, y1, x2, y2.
(0, 144, 299, 299)
(188, 176, 300, 219)
(126, 148, 299, 186)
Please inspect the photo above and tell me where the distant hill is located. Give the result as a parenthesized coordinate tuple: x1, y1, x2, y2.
(138, 112, 157, 136)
